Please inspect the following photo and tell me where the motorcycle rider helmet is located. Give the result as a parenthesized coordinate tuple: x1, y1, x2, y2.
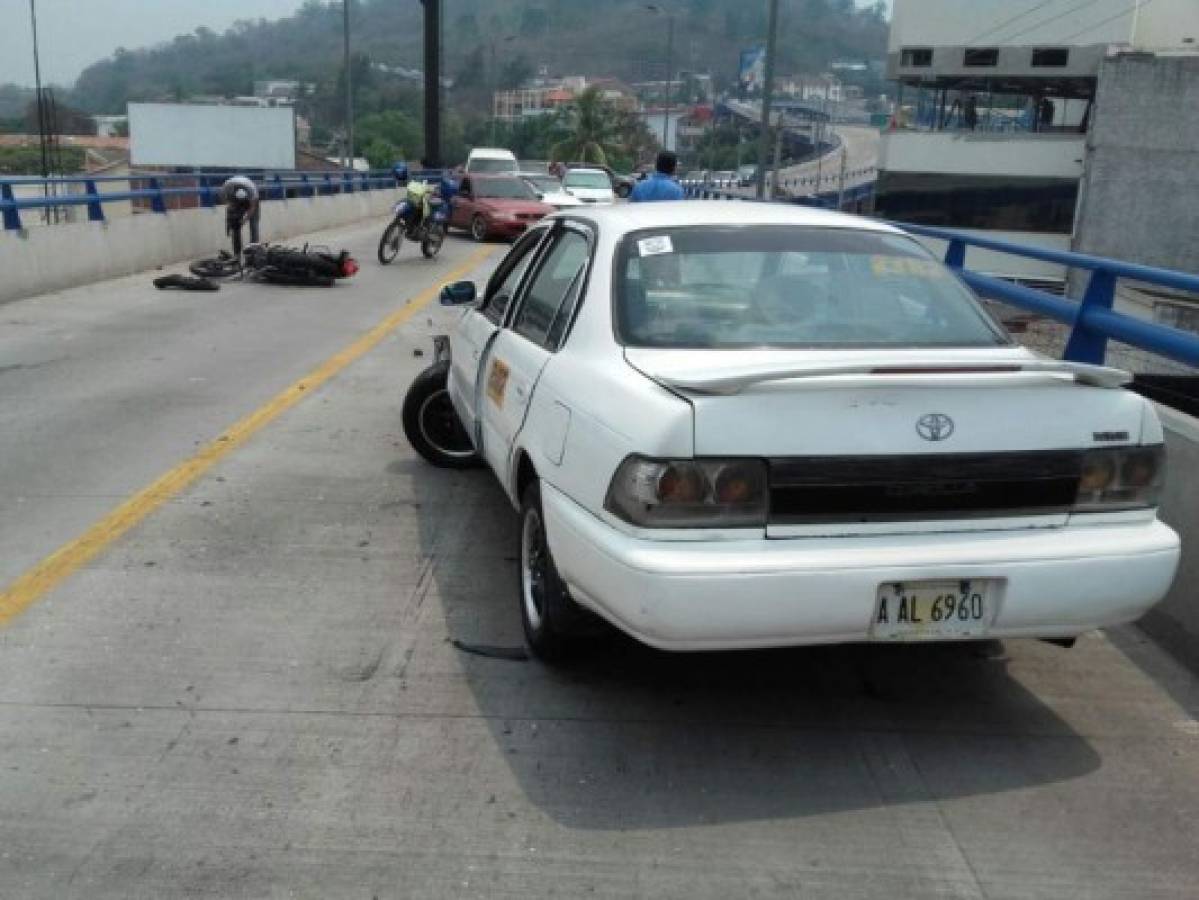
(392, 162, 410, 185)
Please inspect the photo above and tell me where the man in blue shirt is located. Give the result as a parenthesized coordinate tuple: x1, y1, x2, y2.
(629, 151, 685, 203)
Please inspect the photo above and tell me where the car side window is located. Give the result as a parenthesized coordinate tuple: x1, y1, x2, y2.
(511, 230, 590, 348)
(482, 229, 545, 325)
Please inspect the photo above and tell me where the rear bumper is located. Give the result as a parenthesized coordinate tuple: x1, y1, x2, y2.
(541, 483, 1181, 652)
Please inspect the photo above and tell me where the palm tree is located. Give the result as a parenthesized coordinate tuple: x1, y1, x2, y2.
(549, 86, 617, 166)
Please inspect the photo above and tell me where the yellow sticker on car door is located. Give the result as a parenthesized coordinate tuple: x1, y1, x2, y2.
(486, 359, 510, 407)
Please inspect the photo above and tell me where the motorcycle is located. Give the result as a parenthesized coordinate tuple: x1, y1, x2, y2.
(378, 180, 448, 264)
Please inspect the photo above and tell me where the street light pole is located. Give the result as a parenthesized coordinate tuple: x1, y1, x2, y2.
(646, 5, 675, 151)
(342, 0, 354, 170)
(754, 0, 780, 199)
(663, 13, 674, 151)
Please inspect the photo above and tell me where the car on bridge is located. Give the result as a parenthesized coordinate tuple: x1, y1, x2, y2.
(403, 201, 1180, 660)
(448, 175, 555, 242)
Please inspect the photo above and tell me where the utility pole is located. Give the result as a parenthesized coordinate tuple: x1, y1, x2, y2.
(647, 5, 675, 151)
(837, 145, 847, 210)
(342, 0, 354, 170)
(754, 0, 779, 199)
(28, 0, 51, 223)
(771, 116, 784, 198)
(421, 0, 441, 167)
(663, 13, 674, 150)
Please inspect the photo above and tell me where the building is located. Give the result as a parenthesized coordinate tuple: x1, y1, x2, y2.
(778, 74, 843, 103)
(875, 0, 1199, 283)
(493, 76, 639, 123)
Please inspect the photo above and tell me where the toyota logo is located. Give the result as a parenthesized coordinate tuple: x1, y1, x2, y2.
(916, 413, 955, 442)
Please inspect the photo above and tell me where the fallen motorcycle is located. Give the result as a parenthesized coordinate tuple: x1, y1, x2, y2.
(190, 243, 359, 287)
(378, 180, 448, 264)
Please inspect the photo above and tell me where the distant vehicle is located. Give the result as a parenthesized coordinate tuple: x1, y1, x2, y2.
(565, 162, 634, 198)
(404, 202, 1179, 660)
(737, 164, 758, 186)
(562, 168, 615, 204)
(711, 170, 738, 186)
(682, 169, 709, 184)
(465, 148, 519, 175)
(519, 173, 583, 209)
(448, 175, 554, 241)
(518, 160, 552, 175)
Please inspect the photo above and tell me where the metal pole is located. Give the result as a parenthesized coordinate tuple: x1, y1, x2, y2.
(663, 15, 674, 150)
(837, 145, 847, 210)
(754, 0, 779, 199)
(422, 0, 441, 167)
(342, 0, 353, 170)
(490, 41, 497, 146)
(28, 0, 51, 223)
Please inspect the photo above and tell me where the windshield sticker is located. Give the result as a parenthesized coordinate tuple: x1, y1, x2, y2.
(870, 256, 947, 279)
(638, 235, 674, 257)
(486, 359, 510, 407)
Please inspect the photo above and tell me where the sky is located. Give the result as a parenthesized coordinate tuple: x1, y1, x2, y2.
(1, 0, 894, 89)
(0, 0, 307, 87)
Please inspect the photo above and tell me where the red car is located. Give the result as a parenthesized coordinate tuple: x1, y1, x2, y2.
(450, 175, 554, 241)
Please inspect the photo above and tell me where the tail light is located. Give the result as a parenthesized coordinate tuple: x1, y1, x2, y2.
(1074, 445, 1165, 511)
(340, 256, 359, 278)
(604, 456, 767, 528)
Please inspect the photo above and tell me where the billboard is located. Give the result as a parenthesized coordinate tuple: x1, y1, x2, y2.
(129, 103, 297, 170)
(739, 46, 767, 95)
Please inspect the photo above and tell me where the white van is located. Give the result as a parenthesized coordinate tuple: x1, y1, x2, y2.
(464, 148, 518, 175)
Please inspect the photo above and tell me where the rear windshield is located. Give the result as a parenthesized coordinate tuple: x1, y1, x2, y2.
(474, 178, 537, 200)
(470, 157, 517, 174)
(614, 226, 1010, 349)
(565, 171, 610, 189)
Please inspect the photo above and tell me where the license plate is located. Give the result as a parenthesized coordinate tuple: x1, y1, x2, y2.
(871, 580, 993, 641)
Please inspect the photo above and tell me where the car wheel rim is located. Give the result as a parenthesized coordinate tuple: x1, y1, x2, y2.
(521, 506, 547, 632)
(472, 218, 486, 241)
(417, 389, 474, 459)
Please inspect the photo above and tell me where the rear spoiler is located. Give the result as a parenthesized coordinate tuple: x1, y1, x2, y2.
(651, 360, 1132, 396)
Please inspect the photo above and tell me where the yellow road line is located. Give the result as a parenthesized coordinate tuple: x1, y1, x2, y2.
(0, 245, 495, 625)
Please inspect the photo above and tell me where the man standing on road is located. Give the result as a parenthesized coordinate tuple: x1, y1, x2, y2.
(219, 175, 260, 256)
(629, 151, 685, 203)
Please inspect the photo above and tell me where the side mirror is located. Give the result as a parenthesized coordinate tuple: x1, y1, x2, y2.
(440, 280, 477, 306)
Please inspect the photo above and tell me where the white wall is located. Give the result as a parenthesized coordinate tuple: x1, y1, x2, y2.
(880, 131, 1085, 179)
(0, 189, 397, 305)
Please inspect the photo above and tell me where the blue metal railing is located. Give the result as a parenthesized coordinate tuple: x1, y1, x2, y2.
(0, 168, 428, 232)
(677, 188, 1199, 372)
(896, 223, 1199, 370)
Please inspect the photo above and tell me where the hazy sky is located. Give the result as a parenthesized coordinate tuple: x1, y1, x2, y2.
(1, 0, 894, 89)
(0, 0, 307, 87)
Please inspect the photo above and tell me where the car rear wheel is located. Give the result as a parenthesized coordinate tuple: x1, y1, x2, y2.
(401, 362, 479, 468)
(519, 481, 601, 662)
(470, 215, 489, 243)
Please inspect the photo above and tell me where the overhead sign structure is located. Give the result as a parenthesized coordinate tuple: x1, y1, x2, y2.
(129, 103, 297, 170)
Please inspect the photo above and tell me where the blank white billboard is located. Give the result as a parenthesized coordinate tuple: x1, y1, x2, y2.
(129, 103, 296, 170)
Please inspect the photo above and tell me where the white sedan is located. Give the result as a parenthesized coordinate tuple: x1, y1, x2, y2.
(402, 202, 1180, 660)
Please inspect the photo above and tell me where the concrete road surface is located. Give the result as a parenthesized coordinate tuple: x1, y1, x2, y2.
(1, 215, 1198, 899)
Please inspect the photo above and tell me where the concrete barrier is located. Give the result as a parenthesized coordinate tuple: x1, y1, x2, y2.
(1141, 405, 1199, 670)
(0, 188, 398, 304)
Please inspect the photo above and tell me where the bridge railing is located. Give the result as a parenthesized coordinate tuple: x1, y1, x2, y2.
(0, 169, 420, 232)
(897, 223, 1199, 371)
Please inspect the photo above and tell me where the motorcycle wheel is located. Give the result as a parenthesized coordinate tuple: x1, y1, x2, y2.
(377, 220, 403, 265)
(421, 224, 446, 259)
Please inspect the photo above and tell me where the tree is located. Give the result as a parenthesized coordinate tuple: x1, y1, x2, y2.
(24, 98, 96, 136)
(549, 87, 617, 165)
(355, 109, 421, 160)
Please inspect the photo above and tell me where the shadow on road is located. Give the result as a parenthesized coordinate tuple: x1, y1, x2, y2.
(402, 458, 1101, 832)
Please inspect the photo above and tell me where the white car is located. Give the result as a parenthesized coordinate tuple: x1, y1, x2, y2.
(562, 167, 615, 204)
(465, 147, 518, 175)
(519, 173, 583, 209)
(402, 202, 1180, 660)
